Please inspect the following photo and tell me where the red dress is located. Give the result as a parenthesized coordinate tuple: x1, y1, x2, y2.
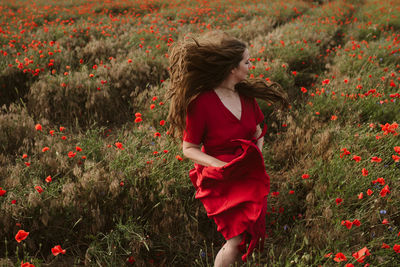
(183, 90, 270, 262)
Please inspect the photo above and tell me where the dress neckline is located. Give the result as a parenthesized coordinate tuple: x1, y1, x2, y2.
(212, 89, 243, 122)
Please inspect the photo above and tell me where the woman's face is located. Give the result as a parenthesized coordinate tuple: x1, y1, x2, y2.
(232, 49, 252, 82)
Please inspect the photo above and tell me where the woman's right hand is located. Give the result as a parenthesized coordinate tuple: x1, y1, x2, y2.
(183, 141, 229, 167)
(210, 159, 228, 168)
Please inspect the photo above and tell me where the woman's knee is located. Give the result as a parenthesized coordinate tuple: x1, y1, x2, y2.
(226, 234, 243, 247)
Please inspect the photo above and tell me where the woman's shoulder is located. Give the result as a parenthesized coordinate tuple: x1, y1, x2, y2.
(190, 90, 215, 106)
(197, 90, 215, 100)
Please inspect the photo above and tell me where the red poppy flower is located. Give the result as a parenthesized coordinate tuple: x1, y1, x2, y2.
(24, 162, 31, 167)
(51, 245, 66, 256)
(152, 96, 158, 101)
(392, 155, 400, 162)
(367, 189, 373, 196)
(61, 136, 67, 140)
(352, 219, 361, 227)
(394, 244, 400, 253)
(35, 186, 44, 194)
(322, 79, 330, 85)
(375, 177, 385, 185)
(335, 198, 343, 205)
(11, 200, 16, 204)
(76, 146, 82, 152)
(381, 122, 398, 135)
(35, 124, 42, 131)
(345, 264, 354, 267)
(331, 115, 338, 121)
(15, 230, 29, 243)
(380, 185, 390, 197)
(301, 174, 310, 179)
(333, 252, 347, 262)
(382, 219, 389, 224)
(340, 148, 351, 158)
(45, 176, 52, 183)
(22, 154, 28, 159)
(128, 256, 135, 264)
(154, 132, 161, 137)
(115, 142, 124, 150)
(271, 192, 279, 197)
(150, 104, 155, 110)
(68, 151, 76, 158)
(120, 181, 124, 187)
(49, 130, 54, 136)
(362, 168, 368, 176)
(20, 261, 35, 267)
(352, 155, 361, 162)
(301, 87, 307, 93)
(324, 252, 332, 258)
(394, 146, 400, 154)
(159, 120, 165, 126)
(341, 220, 353, 229)
(59, 126, 65, 132)
(381, 243, 390, 249)
(289, 190, 295, 194)
(353, 247, 371, 263)
(42, 147, 49, 152)
(134, 117, 142, 123)
(0, 188, 6, 196)
(176, 155, 183, 161)
(358, 192, 364, 199)
(371, 156, 382, 162)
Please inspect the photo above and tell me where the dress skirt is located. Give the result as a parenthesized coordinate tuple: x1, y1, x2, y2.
(189, 137, 270, 262)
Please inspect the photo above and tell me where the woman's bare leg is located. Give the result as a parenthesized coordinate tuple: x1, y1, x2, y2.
(214, 234, 243, 267)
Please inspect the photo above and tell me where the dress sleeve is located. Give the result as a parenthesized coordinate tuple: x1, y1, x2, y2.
(183, 96, 207, 145)
(253, 98, 264, 125)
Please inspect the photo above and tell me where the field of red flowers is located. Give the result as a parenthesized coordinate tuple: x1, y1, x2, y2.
(0, 0, 399, 266)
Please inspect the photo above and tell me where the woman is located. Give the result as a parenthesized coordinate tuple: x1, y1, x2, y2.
(167, 31, 288, 266)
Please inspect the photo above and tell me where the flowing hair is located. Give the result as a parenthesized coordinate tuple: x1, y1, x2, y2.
(166, 31, 289, 140)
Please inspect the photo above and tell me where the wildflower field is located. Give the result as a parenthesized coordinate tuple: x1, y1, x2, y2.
(0, 0, 399, 266)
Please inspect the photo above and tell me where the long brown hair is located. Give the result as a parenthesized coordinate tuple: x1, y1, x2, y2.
(167, 31, 289, 140)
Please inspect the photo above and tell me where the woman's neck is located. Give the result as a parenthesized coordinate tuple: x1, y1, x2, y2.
(216, 81, 237, 93)
(217, 86, 236, 92)
(214, 87, 238, 99)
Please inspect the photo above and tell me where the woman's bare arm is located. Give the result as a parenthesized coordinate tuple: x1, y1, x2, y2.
(182, 141, 227, 167)
(254, 124, 264, 151)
